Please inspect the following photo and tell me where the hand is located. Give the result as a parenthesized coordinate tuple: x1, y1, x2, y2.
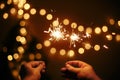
(19, 61, 45, 80)
(61, 60, 101, 80)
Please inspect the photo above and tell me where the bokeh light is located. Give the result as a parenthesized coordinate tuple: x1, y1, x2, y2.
(115, 34, 120, 42)
(7, 0, 12, 5)
(118, 20, 120, 27)
(3, 13, 9, 19)
(50, 47, 56, 54)
(19, 20, 26, 26)
(35, 53, 42, 59)
(67, 50, 75, 57)
(46, 14, 53, 20)
(7, 55, 13, 61)
(94, 27, 101, 34)
(39, 9, 46, 16)
(84, 43, 91, 50)
(59, 49, 66, 56)
(102, 25, 108, 32)
(36, 43, 42, 50)
(78, 25, 84, 32)
(10, 8, 16, 15)
(106, 34, 113, 41)
(0, 3, 5, 9)
(78, 48, 85, 54)
(17, 46, 24, 54)
(94, 44, 100, 51)
(30, 8, 36, 15)
(12, 70, 19, 78)
(18, 9, 24, 15)
(109, 18, 115, 25)
(63, 19, 69, 25)
(23, 13, 30, 20)
(52, 19, 59, 26)
(44, 40, 51, 47)
(13, 53, 19, 60)
(29, 53, 35, 61)
(71, 22, 77, 29)
(86, 27, 92, 34)
(24, 3, 30, 10)
(20, 28, 27, 36)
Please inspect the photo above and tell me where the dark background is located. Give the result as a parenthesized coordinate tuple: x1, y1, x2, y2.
(0, 0, 120, 80)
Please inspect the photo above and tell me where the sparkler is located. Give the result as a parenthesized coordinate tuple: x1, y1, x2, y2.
(44, 18, 91, 47)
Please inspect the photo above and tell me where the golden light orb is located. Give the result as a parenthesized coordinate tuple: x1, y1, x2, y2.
(13, 0, 19, 5)
(50, 47, 56, 54)
(16, 36, 21, 42)
(86, 27, 92, 34)
(115, 34, 120, 42)
(94, 27, 101, 34)
(109, 18, 115, 25)
(84, 43, 91, 50)
(20, 28, 27, 36)
(52, 19, 59, 26)
(13, 53, 19, 60)
(0, 3, 5, 9)
(102, 26, 108, 32)
(19, 20, 26, 26)
(78, 25, 84, 32)
(67, 50, 75, 57)
(3, 13, 9, 19)
(46, 14, 53, 20)
(118, 20, 120, 27)
(94, 44, 100, 51)
(29, 53, 35, 61)
(18, 9, 24, 15)
(17, 46, 24, 54)
(63, 19, 69, 25)
(7, 55, 13, 61)
(7, 0, 12, 5)
(59, 49, 66, 56)
(10, 8, 16, 15)
(78, 48, 85, 54)
(12, 70, 18, 78)
(39, 9, 46, 16)
(24, 3, 30, 10)
(20, 37, 27, 45)
(44, 40, 51, 47)
(35, 53, 42, 59)
(23, 13, 30, 20)
(106, 34, 113, 41)
(36, 43, 42, 50)
(71, 22, 77, 29)
(30, 8, 36, 15)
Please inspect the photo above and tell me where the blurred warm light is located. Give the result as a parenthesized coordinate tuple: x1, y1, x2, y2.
(52, 19, 59, 26)
(67, 50, 75, 57)
(118, 20, 120, 27)
(63, 19, 69, 25)
(36, 43, 42, 50)
(23, 13, 30, 20)
(46, 14, 53, 20)
(59, 49, 66, 56)
(13, 53, 19, 60)
(20, 20, 26, 26)
(30, 8, 36, 15)
(3, 13, 9, 19)
(106, 34, 113, 41)
(78, 48, 84, 54)
(7, 55, 13, 61)
(39, 9, 46, 16)
(115, 34, 120, 42)
(109, 18, 115, 25)
(94, 27, 101, 34)
(10, 8, 16, 15)
(78, 25, 84, 32)
(35, 53, 42, 59)
(12, 70, 18, 78)
(112, 32, 116, 35)
(18, 9, 24, 15)
(18, 3, 24, 9)
(44, 40, 51, 47)
(17, 46, 24, 54)
(84, 43, 91, 50)
(3, 47, 7, 53)
(20, 37, 27, 44)
(13, 0, 19, 5)
(94, 44, 100, 51)
(86, 27, 92, 34)
(0, 3, 5, 9)
(20, 28, 27, 36)
(71, 22, 77, 29)
(16, 36, 21, 42)
(29, 53, 35, 60)
(103, 45, 109, 49)
(102, 26, 108, 32)
(50, 47, 56, 54)
(24, 3, 30, 10)
(9, 62, 14, 69)
(7, 0, 12, 5)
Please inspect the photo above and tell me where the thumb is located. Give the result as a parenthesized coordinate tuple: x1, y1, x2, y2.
(37, 62, 45, 72)
(66, 64, 80, 73)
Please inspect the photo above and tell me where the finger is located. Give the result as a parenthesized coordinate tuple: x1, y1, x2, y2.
(66, 60, 88, 67)
(30, 61, 45, 68)
(37, 62, 46, 71)
(66, 64, 80, 73)
(61, 67, 67, 72)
